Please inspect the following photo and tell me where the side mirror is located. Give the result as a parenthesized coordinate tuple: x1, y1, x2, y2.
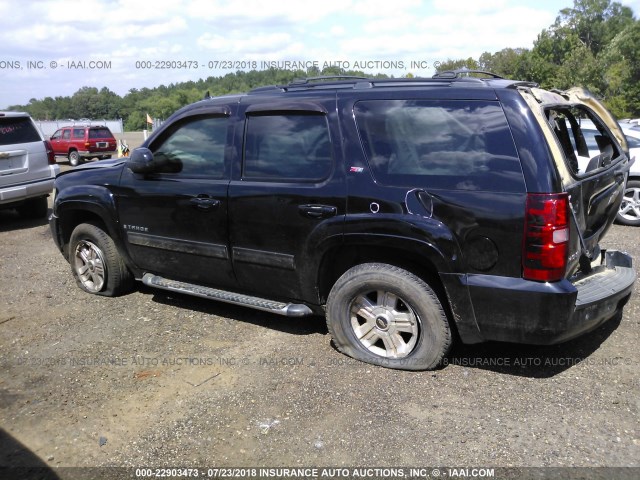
(127, 147, 183, 174)
(127, 148, 155, 174)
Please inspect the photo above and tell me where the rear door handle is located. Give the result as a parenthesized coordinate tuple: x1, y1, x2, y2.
(190, 196, 220, 210)
(298, 204, 337, 219)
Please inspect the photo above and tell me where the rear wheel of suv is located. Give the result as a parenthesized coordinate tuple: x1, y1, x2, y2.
(68, 150, 82, 167)
(69, 223, 133, 296)
(16, 196, 48, 219)
(617, 180, 640, 226)
(326, 263, 451, 370)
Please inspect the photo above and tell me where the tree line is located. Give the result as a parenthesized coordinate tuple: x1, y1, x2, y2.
(8, 0, 639, 130)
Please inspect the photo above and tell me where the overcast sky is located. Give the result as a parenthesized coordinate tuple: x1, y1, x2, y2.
(1, 0, 638, 109)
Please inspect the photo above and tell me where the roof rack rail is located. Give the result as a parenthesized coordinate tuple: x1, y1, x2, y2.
(432, 69, 504, 80)
(248, 76, 371, 94)
(289, 75, 370, 86)
(508, 81, 539, 89)
(246, 71, 527, 95)
(249, 85, 286, 94)
(550, 88, 570, 100)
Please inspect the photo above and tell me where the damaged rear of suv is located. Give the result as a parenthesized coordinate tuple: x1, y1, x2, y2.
(451, 83, 636, 347)
(50, 71, 635, 370)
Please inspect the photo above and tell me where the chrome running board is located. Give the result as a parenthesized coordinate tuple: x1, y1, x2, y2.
(142, 273, 313, 317)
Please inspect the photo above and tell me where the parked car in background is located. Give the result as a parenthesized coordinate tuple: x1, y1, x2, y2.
(50, 72, 636, 370)
(570, 119, 639, 226)
(50, 125, 117, 167)
(617, 127, 640, 226)
(0, 112, 59, 218)
(619, 119, 640, 128)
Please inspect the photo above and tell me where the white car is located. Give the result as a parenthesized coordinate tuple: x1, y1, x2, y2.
(618, 127, 640, 226)
(569, 119, 639, 226)
(0, 112, 59, 218)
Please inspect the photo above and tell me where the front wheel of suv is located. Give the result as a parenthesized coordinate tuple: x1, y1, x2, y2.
(617, 180, 640, 226)
(326, 263, 451, 370)
(68, 150, 82, 167)
(69, 223, 133, 296)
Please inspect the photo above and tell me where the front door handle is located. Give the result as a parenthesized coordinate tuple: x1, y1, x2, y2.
(298, 204, 337, 219)
(190, 196, 220, 210)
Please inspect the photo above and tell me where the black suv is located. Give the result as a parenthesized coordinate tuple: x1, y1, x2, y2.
(50, 72, 636, 370)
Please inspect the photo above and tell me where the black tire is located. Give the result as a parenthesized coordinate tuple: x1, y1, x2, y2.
(16, 196, 48, 219)
(69, 223, 133, 296)
(326, 263, 451, 371)
(616, 180, 640, 226)
(68, 150, 82, 167)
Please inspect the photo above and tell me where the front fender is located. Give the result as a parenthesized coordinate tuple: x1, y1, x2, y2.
(52, 185, 127, 262)
(55, 185, 118, 230)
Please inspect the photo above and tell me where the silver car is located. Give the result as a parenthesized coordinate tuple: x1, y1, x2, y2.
(0, 112, 59, 218)
(617, 123, 640, 226)
(571, 119, 639, 226)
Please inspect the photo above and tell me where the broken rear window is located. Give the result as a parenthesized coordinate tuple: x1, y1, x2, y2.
(546, 107, 621, 176)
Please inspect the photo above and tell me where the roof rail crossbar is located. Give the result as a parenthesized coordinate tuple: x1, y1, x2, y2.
(432, 69, 504, 79)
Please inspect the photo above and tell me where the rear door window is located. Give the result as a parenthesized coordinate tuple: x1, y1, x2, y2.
(243, 114, 332, 181)
(0, 117, 41, 145)
(354, 100, 524, 192)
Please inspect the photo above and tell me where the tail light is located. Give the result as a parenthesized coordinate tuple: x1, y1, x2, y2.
(44, 140, 56, 165)
(522, 193, 570, 282)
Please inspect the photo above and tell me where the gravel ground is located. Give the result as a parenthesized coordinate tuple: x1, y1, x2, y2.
(0, 173, 639, 479)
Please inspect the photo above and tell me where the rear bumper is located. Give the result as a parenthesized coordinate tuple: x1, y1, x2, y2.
(79, 150, 116, 158)
(447, 250, 635, 344)
(0, 167, 58, 206)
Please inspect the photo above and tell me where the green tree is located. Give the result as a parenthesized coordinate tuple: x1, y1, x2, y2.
(478, 48, 526, 78)
(600, 21, 640, 116)
(555, 0, 634, 56)
(125, 111, 146, 131)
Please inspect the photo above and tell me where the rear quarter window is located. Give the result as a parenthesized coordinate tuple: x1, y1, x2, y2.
(0, 117, 41, 146)
(354, 100, 524, 192)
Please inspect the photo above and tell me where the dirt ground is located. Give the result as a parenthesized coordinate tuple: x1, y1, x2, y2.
(1, 163, 639, 479)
